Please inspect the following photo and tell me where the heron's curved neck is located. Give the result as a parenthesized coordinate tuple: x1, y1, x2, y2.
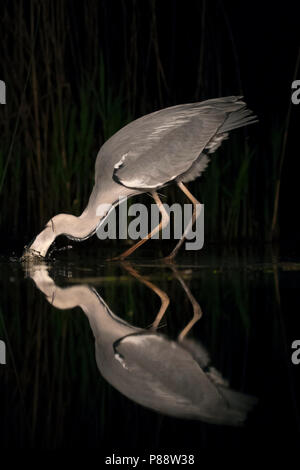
(26, 183, 134, 257)
(31, 268, 135, 342)
(28, 210, 100, 257)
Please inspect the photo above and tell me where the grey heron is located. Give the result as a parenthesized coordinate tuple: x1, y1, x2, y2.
(22, 96, 257, 260)
(28, 262, 257, 425)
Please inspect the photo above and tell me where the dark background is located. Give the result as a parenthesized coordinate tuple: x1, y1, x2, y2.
(0, 0, 300, 253)
(0, 1, 300, 456)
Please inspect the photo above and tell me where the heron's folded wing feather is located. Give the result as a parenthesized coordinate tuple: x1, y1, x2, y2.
(112, 106, 224, 189)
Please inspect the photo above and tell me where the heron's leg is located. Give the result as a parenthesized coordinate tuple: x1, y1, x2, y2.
(122, 262, 170, 330)
(170, 265, 203, 340)
(164, 181, 202, 261)
(110, 191, 169, 261)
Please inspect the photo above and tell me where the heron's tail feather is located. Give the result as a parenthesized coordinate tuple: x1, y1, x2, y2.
(212, 386, 258, 426)
(219, 386, 258, 413)
(219, 105, 258, 133)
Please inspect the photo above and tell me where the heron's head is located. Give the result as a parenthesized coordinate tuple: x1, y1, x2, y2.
(20, 217, 60, 261)
(21, 246, 45, 261)
(20, 213, 94, 262)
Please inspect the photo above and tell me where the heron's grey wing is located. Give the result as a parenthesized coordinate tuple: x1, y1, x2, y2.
(114, 332, 223, 402)
(115, 332, 223, 408)
(106, 96, 256, 190)
(112, 105, 224, 189)
(113, 333, 254, 424)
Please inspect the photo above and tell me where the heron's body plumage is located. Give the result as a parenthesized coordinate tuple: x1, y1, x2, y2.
(23, 95, 257, 259)
(96, 96, 257, 190)
(30, 267, 257, 426)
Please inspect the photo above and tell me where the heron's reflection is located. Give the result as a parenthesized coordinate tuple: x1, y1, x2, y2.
(27, 262, 256, 426)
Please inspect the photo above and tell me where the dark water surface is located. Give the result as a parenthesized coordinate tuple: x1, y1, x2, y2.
(0, 246, 300, 456)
